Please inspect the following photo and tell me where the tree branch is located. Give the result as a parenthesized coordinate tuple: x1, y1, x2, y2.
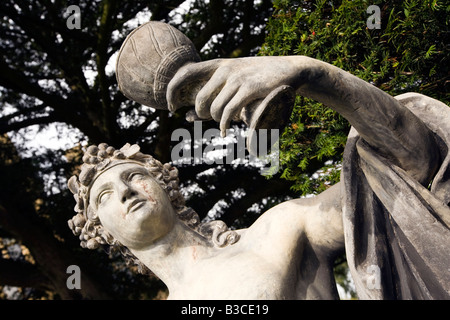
(0, 59, 68, 112)
(96, 0, 117, 132)
(1, 4, 93, 107)
(0, 103, 48, 123)
(0, 57, 104, 140)
(0, 115, 56, 135)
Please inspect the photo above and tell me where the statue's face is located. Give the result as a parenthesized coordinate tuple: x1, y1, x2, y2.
(89, 163, 176, 249)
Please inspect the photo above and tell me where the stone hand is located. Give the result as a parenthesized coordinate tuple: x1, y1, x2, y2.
(167, 56, 298, 136)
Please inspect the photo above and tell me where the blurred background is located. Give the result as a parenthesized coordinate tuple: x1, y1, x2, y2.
(0, 0, 447, 299)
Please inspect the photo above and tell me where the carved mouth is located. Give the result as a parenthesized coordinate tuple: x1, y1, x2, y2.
(127, 199, 146, 214)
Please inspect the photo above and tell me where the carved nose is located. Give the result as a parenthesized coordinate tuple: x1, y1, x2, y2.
(118, 184, 137, 203)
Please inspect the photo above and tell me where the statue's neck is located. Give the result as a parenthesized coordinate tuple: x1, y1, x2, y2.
(130, 221, 215, 292)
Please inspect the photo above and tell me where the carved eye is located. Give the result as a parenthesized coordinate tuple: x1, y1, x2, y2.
(129, 172, 145, 182)
(97, 190, 112, 206)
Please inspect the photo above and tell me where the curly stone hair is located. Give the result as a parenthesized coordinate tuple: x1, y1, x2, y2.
(67, 143, 239, 274)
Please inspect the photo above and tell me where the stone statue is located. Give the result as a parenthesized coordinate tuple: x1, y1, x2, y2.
(68, 22, 450, 299)
(67, 141, 344, 299)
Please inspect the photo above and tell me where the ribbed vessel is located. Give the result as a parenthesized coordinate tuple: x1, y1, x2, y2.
(116, 21, 200, 109)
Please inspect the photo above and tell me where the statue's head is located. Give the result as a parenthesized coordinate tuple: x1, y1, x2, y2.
(67, 143, 199, 272)
(68, 143, 239, 273)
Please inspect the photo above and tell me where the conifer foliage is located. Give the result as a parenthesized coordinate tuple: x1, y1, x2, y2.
(260, 0, 448, 195)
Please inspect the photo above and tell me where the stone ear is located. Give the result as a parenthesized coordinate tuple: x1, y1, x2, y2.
(68, 176, 79, 194)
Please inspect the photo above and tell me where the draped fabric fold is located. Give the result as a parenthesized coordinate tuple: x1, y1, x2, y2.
(341, 93, 450, 299)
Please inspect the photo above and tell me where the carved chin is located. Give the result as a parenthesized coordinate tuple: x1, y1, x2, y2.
(128, 201, 170, 232)
(127, 201, 154, 220)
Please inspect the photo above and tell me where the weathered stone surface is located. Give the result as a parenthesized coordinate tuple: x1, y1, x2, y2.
(67, 22, 449, 300)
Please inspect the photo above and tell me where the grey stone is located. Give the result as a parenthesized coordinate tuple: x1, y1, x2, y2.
(67, 22, 450, 300)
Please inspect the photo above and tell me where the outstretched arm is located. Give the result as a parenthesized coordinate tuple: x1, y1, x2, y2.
(167, 56, 440, 184)
(291, 56, 440, 185)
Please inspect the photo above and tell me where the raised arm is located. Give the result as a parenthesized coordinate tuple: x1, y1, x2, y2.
(167, 56, 440, 184)
(291, 56, 440, 185)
